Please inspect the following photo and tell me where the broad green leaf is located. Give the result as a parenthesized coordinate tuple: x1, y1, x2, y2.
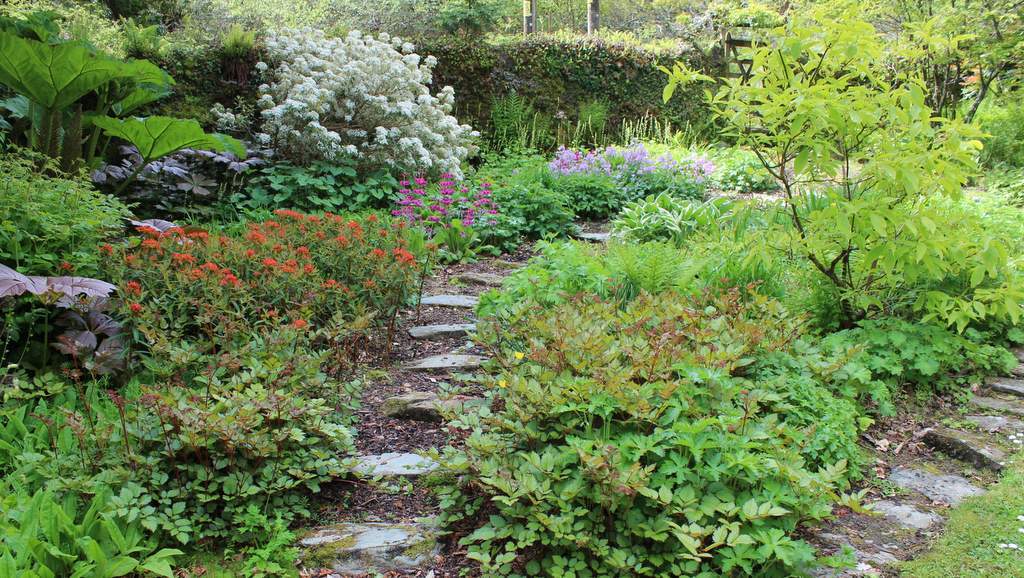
(92, 116, 245, 163)
(0, 32, 128, 110)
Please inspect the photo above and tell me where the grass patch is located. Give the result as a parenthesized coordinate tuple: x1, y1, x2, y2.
(902, 453, 1024, 578)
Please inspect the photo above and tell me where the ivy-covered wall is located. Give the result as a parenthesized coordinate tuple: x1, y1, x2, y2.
(417, 35, 723, 132)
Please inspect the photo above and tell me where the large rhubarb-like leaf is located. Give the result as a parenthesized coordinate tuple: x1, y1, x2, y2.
(0, 264, 44, 297)
(92, 116, 245, 164)
(0, 263, 116, 300)
(0, 32, 129, 110)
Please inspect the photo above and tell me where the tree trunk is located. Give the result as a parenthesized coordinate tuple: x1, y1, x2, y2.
(587, 0, 599, 34)
(523, 0, 536, 34)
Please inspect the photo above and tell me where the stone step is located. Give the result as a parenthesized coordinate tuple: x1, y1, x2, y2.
(965, 414, 1024, 433)
(454, 272, 505, 287)
(576, 232, 610, 243)
(813, 531, 899, 569)
(969, 394, 1024, 417)
(352, 452, 439, 477)
(987, 377, 1024, 399)
(1010, 364, 1024, 378)
(381, 391, 478, 422)
(408, 323, 475, 340)
(419, 294, 478, 308)
(923, 427, 1005, 471)
(888, 466, 985, 506)
(1012, 347, 1024, 364)
(299, 522, 438, 575)
(405, 353, 486, 372)
(869, 500, 943, 530)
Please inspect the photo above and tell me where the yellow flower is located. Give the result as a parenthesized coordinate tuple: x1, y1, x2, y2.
(514, 351, 525, 360)
(498, 379, 508, 388)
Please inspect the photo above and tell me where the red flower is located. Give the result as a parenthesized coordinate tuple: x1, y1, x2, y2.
(335, 235, 350, 248)
(371, 248, 386, 258)
(315, 231, 327, 240)
(172, 253, 197, 264)
(303, 263, 315, 274)
(140, 239, 161, 251)
(272, 244, 284, 253)
(129, 302, 143, 314)
(186, 230, 210, 241)
(367, 214, 379, 223)
(291, 319, 308, 329)
(323, 279, 339, 288)
(59, 261, 74, 272)
(124, 254, 140, 266)
(262, 258, 279, 267)
(363, 279, 376, 289)
(219, 273, 241, 287)
(124, 281, 142, 295)
(245, 249, 257, 258)
(296, 246, 310, 257)
(100, 243, 114, 256)
(246, 231, 268, 244)
(393, 248, 416, 264)
(274, 209, 305, 221)
(200, 262, 220, 273)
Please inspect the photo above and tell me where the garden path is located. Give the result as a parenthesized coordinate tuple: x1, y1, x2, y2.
(806, 348, 1024, 577)
(296, 255, 523, 576)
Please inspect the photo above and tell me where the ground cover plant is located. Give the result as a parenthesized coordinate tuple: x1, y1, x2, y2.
(441, 289, 861, 576)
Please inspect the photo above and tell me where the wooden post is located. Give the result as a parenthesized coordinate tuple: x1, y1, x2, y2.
(587, 0, 599, 34)
(523, 0, 536, 34)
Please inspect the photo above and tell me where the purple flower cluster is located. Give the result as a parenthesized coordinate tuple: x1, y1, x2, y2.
(392, 174, 499, 233)
(549, 144, 715, 183)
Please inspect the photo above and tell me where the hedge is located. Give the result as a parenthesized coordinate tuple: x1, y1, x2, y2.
(417, 34, 723, 136)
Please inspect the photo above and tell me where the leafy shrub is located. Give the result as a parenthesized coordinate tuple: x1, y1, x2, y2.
(103, 210, 422, 357)
(0, 151, 130, 277)
(477, 240, 699, 318)
(819, 318, 1016, 408)
(1, 335, 359, 547)
(237, 159, 398, 213)
(612, 193, 736, 246)
(546, 171, 624, 219)
(472, 153, 576, 246)
(977, 100, 1024, 167)
(442, 290, 853, 576)
(711, 148, 779, 194)
(668, 9, 1022, 330)
(234, 29, 478, 176)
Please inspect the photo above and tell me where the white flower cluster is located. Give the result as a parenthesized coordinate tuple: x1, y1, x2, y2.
(251, 28, 477, 176)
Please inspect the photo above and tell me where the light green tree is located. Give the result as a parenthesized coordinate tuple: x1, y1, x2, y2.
(664, 7, 1024, 330)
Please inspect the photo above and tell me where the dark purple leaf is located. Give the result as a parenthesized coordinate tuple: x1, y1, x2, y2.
(86, 310, 121, 336)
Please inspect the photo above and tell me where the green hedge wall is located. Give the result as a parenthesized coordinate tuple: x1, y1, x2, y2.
(417, 35, 723, 134)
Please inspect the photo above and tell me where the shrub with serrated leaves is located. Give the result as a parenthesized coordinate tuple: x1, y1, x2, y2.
(441, 289, 856, 576)
(1, 331, 359, 547)
(819, 317, 1016, 410)
(236, 159, 399, 212)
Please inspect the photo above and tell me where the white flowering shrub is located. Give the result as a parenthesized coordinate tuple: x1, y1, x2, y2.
(245, 28, 477, 176)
